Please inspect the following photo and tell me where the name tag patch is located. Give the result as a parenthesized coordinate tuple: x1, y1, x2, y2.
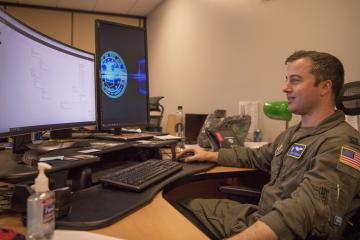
(287, 143, 306, 159)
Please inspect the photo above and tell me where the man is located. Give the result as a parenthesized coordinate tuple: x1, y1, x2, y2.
(178, 50, 360, 239)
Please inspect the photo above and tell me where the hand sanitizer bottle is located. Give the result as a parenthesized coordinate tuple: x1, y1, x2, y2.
(27, 163, 55, 240)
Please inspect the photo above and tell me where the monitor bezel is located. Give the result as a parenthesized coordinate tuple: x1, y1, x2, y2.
(0, 9, 96, 138)
(95, 19, 150, 131)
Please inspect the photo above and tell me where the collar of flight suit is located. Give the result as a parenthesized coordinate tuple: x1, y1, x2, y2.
(288, 110, 345, 144)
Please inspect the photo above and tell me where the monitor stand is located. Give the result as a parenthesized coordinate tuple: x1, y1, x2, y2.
(25, 128, 91, 153)
(93, 128, 154, 141)
(26, 140, 91, 153)
(11, 130, 86, 155)
(13, 134, 32, 154)
(50, 129, 72, 140)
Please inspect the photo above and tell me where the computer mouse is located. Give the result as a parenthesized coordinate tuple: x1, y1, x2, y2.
(175, 152, 195, 162)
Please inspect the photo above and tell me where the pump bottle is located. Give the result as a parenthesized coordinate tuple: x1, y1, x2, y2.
(27, 163, 55, 240)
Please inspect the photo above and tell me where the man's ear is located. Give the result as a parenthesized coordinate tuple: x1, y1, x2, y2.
(320, 79, 333, 96)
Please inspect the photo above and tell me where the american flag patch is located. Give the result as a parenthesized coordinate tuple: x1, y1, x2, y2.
(340, 146, 360, 172)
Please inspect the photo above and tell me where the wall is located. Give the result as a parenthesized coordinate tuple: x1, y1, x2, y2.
(147, 0, 360, 141)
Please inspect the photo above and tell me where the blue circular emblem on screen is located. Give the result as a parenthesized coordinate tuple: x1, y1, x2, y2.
(100, 51, 127, 99)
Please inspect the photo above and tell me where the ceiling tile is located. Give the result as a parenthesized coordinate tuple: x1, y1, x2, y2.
(94, 0, 136, 14)
(57, 0, 97, 11)
(129, 0, 163, 15)
(0, 0, 19, 3)
(18, 0, 57, 7)
(0, 0, 164, 16)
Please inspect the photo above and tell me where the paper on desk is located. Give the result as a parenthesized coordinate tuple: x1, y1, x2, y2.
(39, 156, 64, 162)
(78, 148, 101, 153)
(122, 127, 141, 133)
(239, 101, 259, 140)
(53, 230, 124, 240)
(244, 141, 268, 149)
(136, 140, 153, 144)
(153, 134, 181, 140)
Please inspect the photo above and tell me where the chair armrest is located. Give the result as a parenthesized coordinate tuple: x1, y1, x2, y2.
(218, 185, 261, 198)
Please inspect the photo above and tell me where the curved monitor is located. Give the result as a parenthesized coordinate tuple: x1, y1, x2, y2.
(0, 9, 96, 138)
(95, 20, 149, 131)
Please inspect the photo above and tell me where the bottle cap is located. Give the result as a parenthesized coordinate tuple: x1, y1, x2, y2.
(177, 106, 183, 110)
(32, 162, 52, 192)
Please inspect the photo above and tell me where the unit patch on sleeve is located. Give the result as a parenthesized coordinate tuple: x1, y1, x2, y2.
(287, 143, 306, 159)
(340, 146, 360, 172)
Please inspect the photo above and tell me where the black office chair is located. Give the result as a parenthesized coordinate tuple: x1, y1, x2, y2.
(333, 81, 360, 240)
(219, 81, 360, 239)
(147, 96, 164, 132)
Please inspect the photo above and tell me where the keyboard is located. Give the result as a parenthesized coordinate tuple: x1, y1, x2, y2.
(100, 159, 183, 191)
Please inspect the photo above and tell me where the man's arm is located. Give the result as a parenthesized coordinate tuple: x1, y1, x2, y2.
(178, 142, 275, 171)
(228, 221, 278, 240)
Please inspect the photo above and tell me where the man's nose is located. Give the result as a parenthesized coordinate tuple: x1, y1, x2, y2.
(283, 81, 292, 93)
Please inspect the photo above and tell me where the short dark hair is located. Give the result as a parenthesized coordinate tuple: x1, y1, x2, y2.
(285, 50, 344, 99)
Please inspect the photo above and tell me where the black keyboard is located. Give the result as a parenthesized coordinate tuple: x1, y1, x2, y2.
(100, 159, 183, 191)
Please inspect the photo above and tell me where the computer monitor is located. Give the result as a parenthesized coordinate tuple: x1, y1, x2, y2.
(185, 114, 208, 144)
(0, 9, 96, 138)
(95, 20, 149, 135)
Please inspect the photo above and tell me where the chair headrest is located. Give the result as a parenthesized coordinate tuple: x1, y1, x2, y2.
(149, 96, 164, 112)
(336, 82, 360, 116)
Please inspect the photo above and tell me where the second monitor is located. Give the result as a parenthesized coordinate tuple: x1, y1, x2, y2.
(95, 20, 149, 137)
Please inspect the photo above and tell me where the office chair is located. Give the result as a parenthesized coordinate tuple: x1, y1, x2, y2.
(147, 96, 164, 132)
(219, 85, 360, 239)
(333, 81, 360, 240)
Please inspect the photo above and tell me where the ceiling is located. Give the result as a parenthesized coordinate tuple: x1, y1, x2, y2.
(0, 0, 164, 16)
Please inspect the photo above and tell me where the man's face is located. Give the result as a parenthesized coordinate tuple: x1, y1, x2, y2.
(283, 58, 322, 115)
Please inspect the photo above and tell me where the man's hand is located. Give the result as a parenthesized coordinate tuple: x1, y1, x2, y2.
(228, 221, 278, 240)
(176, 146, 218, 163)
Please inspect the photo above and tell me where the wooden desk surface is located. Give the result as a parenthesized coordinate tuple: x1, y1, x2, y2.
(0, 166, 253, 240)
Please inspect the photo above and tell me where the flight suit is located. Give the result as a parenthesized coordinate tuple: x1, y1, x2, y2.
(180, 111, 360, 239)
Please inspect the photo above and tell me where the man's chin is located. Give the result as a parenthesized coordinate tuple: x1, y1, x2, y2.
(289, 109, 301, 115)
(287, 106, 296, 114)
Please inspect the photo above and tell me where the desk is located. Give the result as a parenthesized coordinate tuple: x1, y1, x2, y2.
(0, 192, 207, 240)
(0, 167, 255, 240)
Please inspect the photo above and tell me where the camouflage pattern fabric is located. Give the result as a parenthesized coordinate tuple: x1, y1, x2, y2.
(197, 112, 251, 150)
(197, 110, 226, 148)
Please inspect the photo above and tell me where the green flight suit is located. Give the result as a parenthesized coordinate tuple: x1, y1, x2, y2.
(180, 111, 360, 239)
